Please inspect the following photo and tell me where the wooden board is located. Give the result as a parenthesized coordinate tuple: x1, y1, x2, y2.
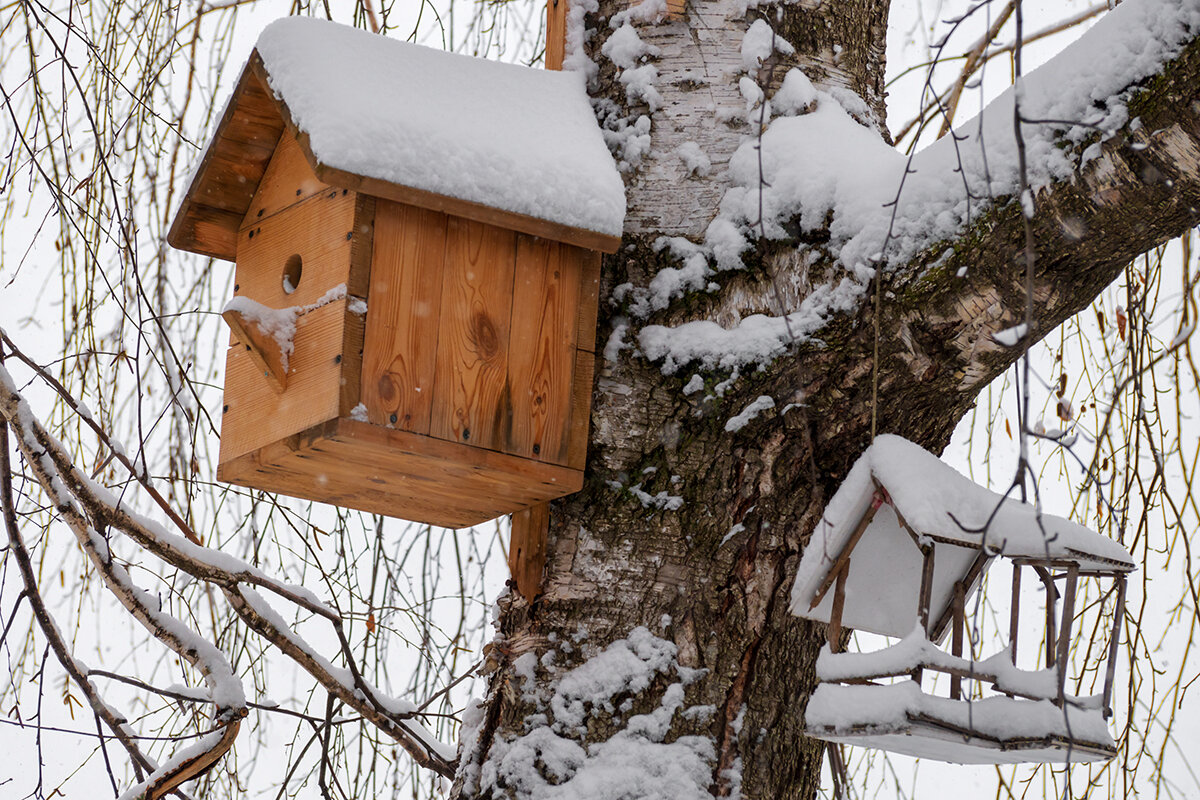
(313, 161, 622, 254)
(545, 0, 568, 71)
(360, 201, 447, 432)
(234, 190, 363, 309)
(575, 249, 602, 352)
(505, 237, 580, 463)
(218, 300, 349, 463)
(509, 502, 550, 600)
(218, 417, 584, 528)
(242, 131, 329, 228)
(168, 58, 286, 261)
(429, 218, 516, 451)
(567, 348, 594, 470)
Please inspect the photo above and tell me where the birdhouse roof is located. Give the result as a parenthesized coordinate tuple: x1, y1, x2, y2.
(169, 17, 626, 261)
(790, 435, 1135, 639)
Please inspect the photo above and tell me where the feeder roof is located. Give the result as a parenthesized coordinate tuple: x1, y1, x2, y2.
(790, 435, 1135, 639)
(170, 17, 625, 261)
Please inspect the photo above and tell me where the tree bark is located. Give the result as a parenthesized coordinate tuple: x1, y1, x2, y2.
(456, 3, 1200, 798)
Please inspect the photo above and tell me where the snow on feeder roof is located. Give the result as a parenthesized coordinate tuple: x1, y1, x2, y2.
(791, 435, 1134, 640)
(170, 16, 625, 262)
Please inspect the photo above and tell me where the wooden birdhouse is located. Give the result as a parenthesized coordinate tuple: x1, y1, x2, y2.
(791, 435, 1135, 764)
(168, 18, 625, 529)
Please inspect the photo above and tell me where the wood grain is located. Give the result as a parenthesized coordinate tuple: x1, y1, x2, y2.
(360, 202, 447, 432)
(218, 418, 585, 528)
(575, 249, 602, 353)
(430, 218, 516, 451)
(222, 308, 288, 392)
(218, 300, 348, 463)
(168, 58, 285, 260)
(509, 502, 550, 601)
(242, 130, 329, 228)
(506, 236, 579, 463)
(545, 0, 568, 70)
(234, 190, 359, 309)
(313, 162, 622, 253)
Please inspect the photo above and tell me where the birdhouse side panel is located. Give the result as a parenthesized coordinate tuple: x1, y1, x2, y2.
(242, 131, 331, 227)
(505, 237, 582, 464)
(218, 299, 361, 463)
(428, 218, 517, 451)
(360, 201, 448, 433)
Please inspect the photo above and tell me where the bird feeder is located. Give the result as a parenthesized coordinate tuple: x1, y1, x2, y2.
(791, 435, 1135, 764)
(168, 18, 625, 529)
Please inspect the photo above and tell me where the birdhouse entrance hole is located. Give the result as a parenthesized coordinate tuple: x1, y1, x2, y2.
(282, 254, 302, 294)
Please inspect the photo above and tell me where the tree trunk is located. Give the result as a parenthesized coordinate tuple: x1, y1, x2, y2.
(455, 1, 1200, 797)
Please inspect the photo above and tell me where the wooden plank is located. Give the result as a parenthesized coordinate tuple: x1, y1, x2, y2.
(1055, 564, 1078, 700)
(545, 0, 568, 71)
(809, 490, 884, 610)
(566, 349, 594, 470)
(429, 218, 516, 451)
(950, 581, 964, 700)
(218, 300, 348, 463)
(243, 130, 329, 227)
(348, 194, 375, 299)
(509, 502, 550, 601)
(576, 249, 602, 352)
(917, 545, 936, 636)
(168, 55, 286, 260)
(1010, 563, 1022, 665)
(339, 300, 366, 417)
(234, 190, 359, 309)
(1102, 575, 1126, 715)
(219, 418, 584, 527)
(222, 307, 288, 392)
(506, 236, 580, 463)
(828, 561, 848, 652)
(169, 204, 242, 261)
(1035, 566, 1058, 669)
(329, 418, 582, 502)
(218, 442, 500, 529)
(360, 202, 447, 432)
(312, 161, 623, 253)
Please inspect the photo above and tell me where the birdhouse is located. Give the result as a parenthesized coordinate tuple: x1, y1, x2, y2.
(791, 435, 1135, 764)
(168, 18, 625, 528)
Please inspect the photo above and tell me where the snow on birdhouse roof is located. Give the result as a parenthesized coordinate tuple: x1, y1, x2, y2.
(790, 435, 1134, 639)
(170, 17, 625, 260)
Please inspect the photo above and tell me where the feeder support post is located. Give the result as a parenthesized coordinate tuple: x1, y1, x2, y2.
(1102, 574, 1127, 717)
(1056, 565, 1079, 702)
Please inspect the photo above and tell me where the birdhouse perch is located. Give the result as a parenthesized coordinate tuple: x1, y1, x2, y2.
(169, 18, 625, 529)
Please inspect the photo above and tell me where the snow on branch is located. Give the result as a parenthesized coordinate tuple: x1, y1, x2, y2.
(0, 355, 456, 780)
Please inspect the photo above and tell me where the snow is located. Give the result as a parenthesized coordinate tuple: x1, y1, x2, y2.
(478, 627, 716, 800)
(805, 682, 1114, 763)
(635, 0, 1200, 375)
(815, 627, 1078, 704)
(791, 435, 1134, 638)
(255, 17, 625, 238)
(741, 19, 794, 73)
(725, 395, 775, 432)
(993, 323, 1029, 347)
(676, 142, 712, 178)
(223, 283, 348, 371)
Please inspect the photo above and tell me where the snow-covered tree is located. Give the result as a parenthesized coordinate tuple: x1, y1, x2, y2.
(2, 0, 1199, 798)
